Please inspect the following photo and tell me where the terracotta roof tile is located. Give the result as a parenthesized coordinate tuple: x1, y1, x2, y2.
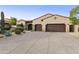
(33, 13, 69, 21)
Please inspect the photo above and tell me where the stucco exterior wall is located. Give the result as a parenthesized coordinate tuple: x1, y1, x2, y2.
(17, 21, 26, 25)
(74, 25, 79, 32)
(32, 15, 70, 32)
(17, 20, 26, 29)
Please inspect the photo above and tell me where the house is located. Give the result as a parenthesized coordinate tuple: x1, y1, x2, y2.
(0, 13, 78, 32)
(17, 19, 26, 29)
(17, 19, 26, 25)
(17, 19, 32, 30)
(32, 13, 71, 32)
(5, 18, 10, 23)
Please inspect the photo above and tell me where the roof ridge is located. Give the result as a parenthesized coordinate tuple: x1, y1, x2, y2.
(33, 13, 69, 21)
(41, 15, 54, 21)
(33, 13, 53, 20)
(53, 14, 69, 18)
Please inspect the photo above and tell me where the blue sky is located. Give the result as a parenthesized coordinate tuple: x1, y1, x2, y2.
(0, 5, 77, 20)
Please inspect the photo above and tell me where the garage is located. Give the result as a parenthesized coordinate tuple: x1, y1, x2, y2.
(46, 24, 66, 32)
(35, 24, 42, 31)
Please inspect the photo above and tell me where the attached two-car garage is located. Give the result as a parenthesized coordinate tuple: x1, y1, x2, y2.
(46, 24, 66, 32)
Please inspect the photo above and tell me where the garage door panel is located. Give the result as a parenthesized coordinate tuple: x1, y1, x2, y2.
(46, 24, 66, 32)
(35, 24, 42, 31)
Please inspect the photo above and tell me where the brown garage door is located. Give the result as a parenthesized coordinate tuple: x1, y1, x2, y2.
(46, 24, 66, 32)
(35, 24, 42, 31)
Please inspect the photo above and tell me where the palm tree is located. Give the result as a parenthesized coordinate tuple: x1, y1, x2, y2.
(70, 6, 79, 25)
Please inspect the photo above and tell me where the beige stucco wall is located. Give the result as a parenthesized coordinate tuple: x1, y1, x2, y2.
(17, 21, 26, 29)
(74, 25, 79, 32)
(32, 15, 70, 32)
(17, 21, 26, 25)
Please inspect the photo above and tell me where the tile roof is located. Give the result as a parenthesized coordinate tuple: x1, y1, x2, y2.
(33, 13, 69, 21)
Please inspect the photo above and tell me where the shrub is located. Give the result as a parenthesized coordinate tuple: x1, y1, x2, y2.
(4, 23, 11, 30)
(19, 27, 24, 32)
(4, 30, 12, 36)
(11, 28, 15, 32)
(15, 28, 21, 34)
(17, 24, 24, 32)
(17, 24, 24, 27)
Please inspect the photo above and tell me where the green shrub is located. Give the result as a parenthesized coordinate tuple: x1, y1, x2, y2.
(17, 24, 24, 27)
(4, 30, 12, 36)
(17, 24, 24, 32)
(4, 23, 11, 30)
(19, 27, 24, 32)
(15, 28, 21, 34)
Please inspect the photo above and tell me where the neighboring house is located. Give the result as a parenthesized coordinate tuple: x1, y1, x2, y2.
(17, 19, 26, 29)
(0, 18, 10, 23)
(17, 19, 26, 25)
(5, 18, 10, 23)
(32, 13, 70, 32)
(17, 19, 32, 30)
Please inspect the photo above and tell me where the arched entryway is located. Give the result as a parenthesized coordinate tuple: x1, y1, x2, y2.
(28, 24, 32, 31)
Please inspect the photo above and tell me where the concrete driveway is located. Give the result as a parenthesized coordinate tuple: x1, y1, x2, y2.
(0, 32, 79, 54)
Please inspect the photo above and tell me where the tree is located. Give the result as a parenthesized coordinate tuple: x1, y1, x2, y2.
(9, 17, 17, 25)
(0, 11, 5, 34)
(70, 6, 79, 25)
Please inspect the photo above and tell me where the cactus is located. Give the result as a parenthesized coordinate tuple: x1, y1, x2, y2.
(1, 11, 5, 34)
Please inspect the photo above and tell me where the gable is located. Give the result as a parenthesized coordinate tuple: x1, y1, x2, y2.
(32, 13, 69, 24)
(43, 15, 69, 24)
(33, 13, 53, 20)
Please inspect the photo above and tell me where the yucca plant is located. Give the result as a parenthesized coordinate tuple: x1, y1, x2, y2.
(0, 11, 5, 34)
